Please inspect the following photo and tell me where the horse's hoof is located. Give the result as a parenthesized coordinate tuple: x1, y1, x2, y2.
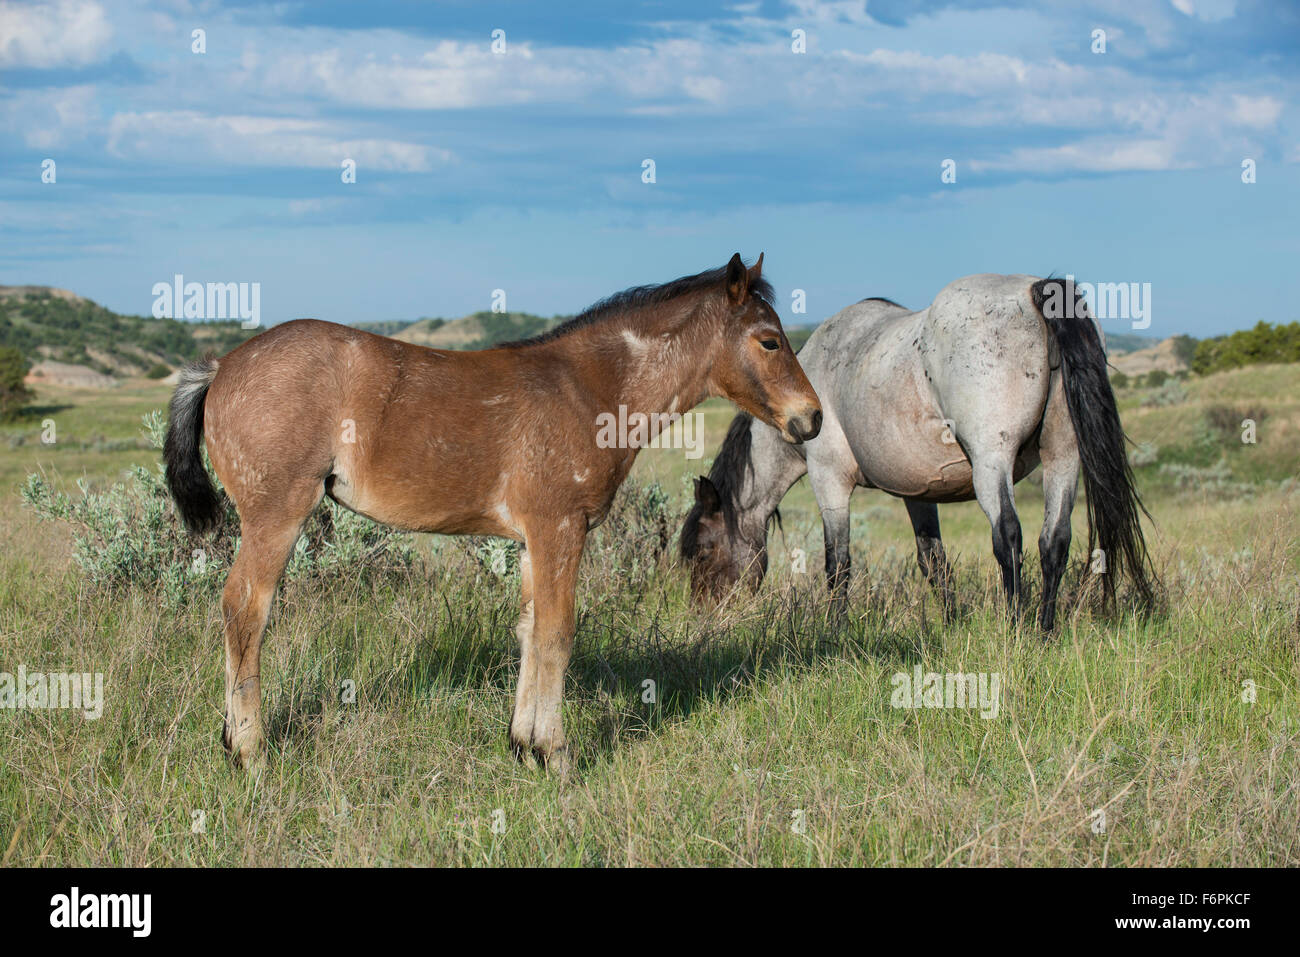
(542, 745, 571, 777)
(511, 740, 540, 771)
(223, 719, 265, 773)
(510, 738, 568, 775)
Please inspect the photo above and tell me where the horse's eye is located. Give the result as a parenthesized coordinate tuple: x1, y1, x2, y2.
(760, 338, 780, 351)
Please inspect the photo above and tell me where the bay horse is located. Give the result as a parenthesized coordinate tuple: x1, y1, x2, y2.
(682, 274, 1155, 632)
(165, 253, 821, 772)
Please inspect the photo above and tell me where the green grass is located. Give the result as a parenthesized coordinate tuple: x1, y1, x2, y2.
(1, 370, 1298, 866)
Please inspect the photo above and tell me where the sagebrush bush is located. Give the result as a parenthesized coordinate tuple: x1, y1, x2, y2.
(584, 478, 675, 589)
(1128, 441, 1159, 467)
(1157, 458, 1257, 500)
(465, 478, 678, 593)
(22, 410, 416, 604)
(1205, 403, 1268, 439)
(1141, 379, 1187, 408)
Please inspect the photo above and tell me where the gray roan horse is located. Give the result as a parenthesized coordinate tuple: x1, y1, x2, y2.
(681, 274, 1155, 632)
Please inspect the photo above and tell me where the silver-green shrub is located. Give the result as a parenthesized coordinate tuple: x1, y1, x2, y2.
(22, 410, 416, 604)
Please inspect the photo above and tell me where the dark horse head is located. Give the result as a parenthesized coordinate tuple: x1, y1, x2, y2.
(680, 413, 776, 602)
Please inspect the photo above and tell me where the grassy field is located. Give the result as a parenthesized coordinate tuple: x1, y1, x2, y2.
(0, 367, 1297, 866)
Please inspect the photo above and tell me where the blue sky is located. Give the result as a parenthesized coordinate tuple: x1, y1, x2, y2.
(1, 0, 1296, 337)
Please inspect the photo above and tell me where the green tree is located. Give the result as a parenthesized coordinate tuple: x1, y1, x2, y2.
(1192, 321, 1300, 375)
(1170, 335, 1198, 366)
(0, 346, 35, 421)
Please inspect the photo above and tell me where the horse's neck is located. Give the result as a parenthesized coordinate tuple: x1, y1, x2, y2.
(732, 420, 808, 541)
(594, 303, 715, 415)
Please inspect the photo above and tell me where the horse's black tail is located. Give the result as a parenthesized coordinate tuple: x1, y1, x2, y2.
(163, 357, 223, 535)
(1031, 278, 1156, 608)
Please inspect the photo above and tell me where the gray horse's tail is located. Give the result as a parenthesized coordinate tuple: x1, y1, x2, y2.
(163, 357, 223, 535)
(1030, 278, 1156, 608)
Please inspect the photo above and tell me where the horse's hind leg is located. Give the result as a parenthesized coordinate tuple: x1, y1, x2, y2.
(904, 499, 955, 620)
(1037, 371, 1081, 634)
(971, 454, 1023, 618)
(221, 478, 323, 770)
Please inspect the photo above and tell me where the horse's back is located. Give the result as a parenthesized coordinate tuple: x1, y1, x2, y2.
(918, 274, 1051, 451)
(203, 319, 512, 529)
(801, 275, 1054, 500)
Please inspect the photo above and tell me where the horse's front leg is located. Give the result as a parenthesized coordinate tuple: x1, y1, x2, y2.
(510, 516, 586, 773)
(809, 468, 854, 611)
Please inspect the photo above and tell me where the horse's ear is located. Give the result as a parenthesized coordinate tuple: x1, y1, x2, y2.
(694, 476, 721, 513)
(747, 252, 764, 283)
(725, 253, 748, 305)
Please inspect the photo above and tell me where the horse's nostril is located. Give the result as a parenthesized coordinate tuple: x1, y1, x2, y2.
(787, 411, 821, 443)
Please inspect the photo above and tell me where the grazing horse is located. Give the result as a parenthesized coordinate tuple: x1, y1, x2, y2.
(165, 253, 822, 771)
(682, 274, 1154, 632)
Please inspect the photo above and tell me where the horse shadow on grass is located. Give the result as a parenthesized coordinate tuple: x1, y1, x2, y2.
(261, 553, 1133, 771)
(263, 567, 968, 769)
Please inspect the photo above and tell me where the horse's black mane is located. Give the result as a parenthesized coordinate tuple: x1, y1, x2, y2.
(708, 412, 757, 520)
(858, 295, 907, 308)
(681, 412, 781, 556)
(498, 263, 775, 349)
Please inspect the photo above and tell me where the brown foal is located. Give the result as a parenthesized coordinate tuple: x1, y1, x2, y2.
(164, 253, 822, 772)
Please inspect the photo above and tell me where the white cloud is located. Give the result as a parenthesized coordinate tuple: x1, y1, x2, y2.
(1, 85, 99, 148)
(972, 138, 1181, 174)
(287, 198, 346, 217)
(235, 35, 744, 113)
(1230, 94, 1283, 129)
(106, 111, 450, 172)
(1169, 0, 1237, 23)
(0, 0, 112, 68)
(848, 48, 1035, 90)
(241, 39, 588, 110)
(2, 3, 1288, 187)
(971, 90, 1288, 175)
(682, 75, 726, 104)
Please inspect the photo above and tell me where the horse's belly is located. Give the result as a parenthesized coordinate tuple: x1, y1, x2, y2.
(908, 457, 976, 502)
(328, 457, 523, 540)
(866, 446, 976, 502)
(847, 380, 977, 501)
(858, 435, 1040, 503)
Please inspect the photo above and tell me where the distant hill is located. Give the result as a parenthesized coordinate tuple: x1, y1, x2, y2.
(1109, 335, 1198, 377)
(1, 290, 575, 385)
(0, 286, 252, 381)
(1101, 331, 1161, 355)
(356, 312, 564, 349)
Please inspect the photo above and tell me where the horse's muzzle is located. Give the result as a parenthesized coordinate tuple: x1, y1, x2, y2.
(786, 409, 822, 443)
